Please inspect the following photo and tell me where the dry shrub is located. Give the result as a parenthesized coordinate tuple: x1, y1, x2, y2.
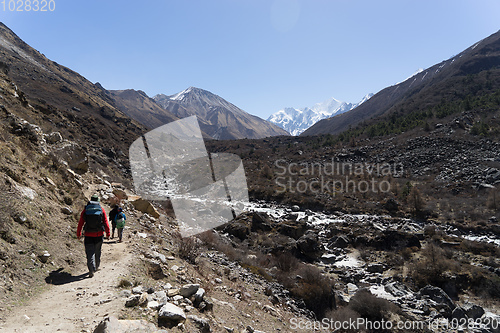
(348, 289, 398, 324)
(325, 307, 364, 333)
(274, 251, 299, 273)
(118, 278, 133, 288)
(177, 236, 200, 264)
(460, 239, 500, 256)
(197, 230, 242, 262)
(410, 243, 455, 288)
(400, 247, 413, 261)
(240, 262, 273, 281)
(289, 264, 335, 318)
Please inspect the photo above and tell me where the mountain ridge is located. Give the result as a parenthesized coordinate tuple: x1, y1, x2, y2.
(154, 87, 289, 140)
(301, 29, 500, 136)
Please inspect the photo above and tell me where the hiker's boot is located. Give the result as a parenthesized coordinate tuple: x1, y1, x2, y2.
(88, 270, 94, 278)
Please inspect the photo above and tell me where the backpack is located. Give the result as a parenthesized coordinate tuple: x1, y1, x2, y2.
(116, 212, 126, 229)
(83, 201, 104, 233)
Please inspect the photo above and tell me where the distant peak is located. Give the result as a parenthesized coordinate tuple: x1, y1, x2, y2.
(170, 86, 211, 100)
(170, 87, 193, 101)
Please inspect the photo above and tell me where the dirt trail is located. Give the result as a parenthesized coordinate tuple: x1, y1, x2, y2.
(0, 238, 133, 333)
(0, 189, 135, 333)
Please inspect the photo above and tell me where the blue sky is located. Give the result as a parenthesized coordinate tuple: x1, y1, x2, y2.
(1, 0, 499, 119)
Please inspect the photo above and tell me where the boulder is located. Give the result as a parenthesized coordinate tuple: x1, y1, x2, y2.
(328, 235, 350, 248)
(158, 303, 186, 328)
(367, 263, 385, 273)
(167, 288, 180, 297)
(131, 198, 160, 218)
(383, 198, 400, 212)
(463, 303, 485, 320)
(125, 295, 141, 307)
(52, 142, 89, 174)
(93, 315, 158, 333)
(198, 297, 214, 312)
(369, 230, 421, 250)
(14, 183, 37, 200)
(45, 132, 63, 144)
(179, 284, 199, 298)
(112, 188, 128, 200)
(222, 220, 250, 240)
(451, 307, 467, 320)
(416, 285, 455, 310)
(251, 212, 272, 232)
(147, 301, 161, 310)
(193, 288, 205, 307)
(384, 281, 409, 298)
(297, 231, 323, 259)
(277, 219, 307, 240)
(38, 251, 50, 263)
(188, 315, 211, 333)
(13, 213, 28, 224)
(132, 286, 143, 294)
(61, 207, 73, 215)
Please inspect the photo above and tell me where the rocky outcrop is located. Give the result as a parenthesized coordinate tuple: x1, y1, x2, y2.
(157, 303, 186, 328)
(131, 198, 160, 218)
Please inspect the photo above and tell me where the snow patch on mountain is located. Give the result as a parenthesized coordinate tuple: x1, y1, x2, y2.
(169, 86, 194, 101)
(268, 93, 373, 136)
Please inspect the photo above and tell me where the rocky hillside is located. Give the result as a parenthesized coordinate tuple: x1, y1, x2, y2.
(107, 89, 179, 131)
(0, 24, 154, 183)
(302, 29, 500, 136)
(154, 87, 290, 140)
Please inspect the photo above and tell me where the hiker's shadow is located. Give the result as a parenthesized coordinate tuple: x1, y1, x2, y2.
(45, 268, 88, 285)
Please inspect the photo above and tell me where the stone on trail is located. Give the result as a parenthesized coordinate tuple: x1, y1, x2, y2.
(93, 315, 158, 333)
(158, 302, 186, 328)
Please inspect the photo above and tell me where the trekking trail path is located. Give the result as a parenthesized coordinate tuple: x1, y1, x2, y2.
(0, 195, 135, 332)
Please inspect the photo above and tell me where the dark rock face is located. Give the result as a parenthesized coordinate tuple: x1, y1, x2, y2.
(222, 220, 250, 240)
(297, 231, 323, 259)
(328, 235, 350, 248)
(251, 212, 273, 232)
(463, 303, 485, 319)
(417, 285, 456, 310)
(368, 230, 421, 250)
(277, 219, 307, 240)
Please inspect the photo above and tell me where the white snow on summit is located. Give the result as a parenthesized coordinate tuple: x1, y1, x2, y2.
(268, 93, 373, 136)
(170, 87, 194, 101)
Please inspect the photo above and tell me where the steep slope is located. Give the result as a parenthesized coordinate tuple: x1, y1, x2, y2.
(302, 29, 500, 136)
(0, 23, 148, 177)
(154, 87, 289, 139)
(268, 94, 373, 136)
(107, 89, 178, 130)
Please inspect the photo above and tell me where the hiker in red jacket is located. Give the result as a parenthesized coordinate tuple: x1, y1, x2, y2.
(77, 194, 110, 278)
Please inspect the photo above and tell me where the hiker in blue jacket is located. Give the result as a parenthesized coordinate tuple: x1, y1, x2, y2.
(114, 207, 126, 243)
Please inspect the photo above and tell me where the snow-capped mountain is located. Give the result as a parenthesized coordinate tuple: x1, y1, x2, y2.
(154, 87, 289, 140)
(268, 94, 373, 136)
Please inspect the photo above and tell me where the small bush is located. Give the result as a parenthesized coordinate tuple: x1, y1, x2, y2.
(410, 243, 460, 292)
(274, 251, 299, 273)
(118, 278, 133, 288)
(348, 289, 399, 324)
(289, 264, 335, 318)
(326, 307, 364, 333)
(177, 236, 200, 264)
